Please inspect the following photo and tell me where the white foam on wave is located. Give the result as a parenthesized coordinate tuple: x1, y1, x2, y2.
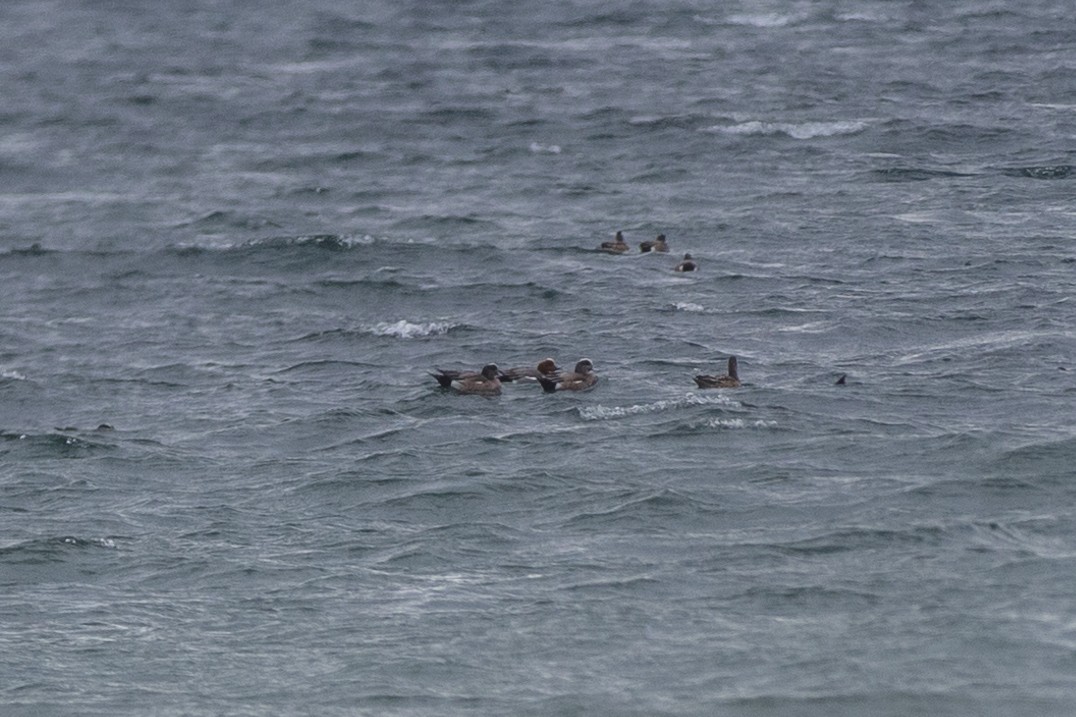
(726, 12, 800, 28)
(529, 141, 561, 154)
(706, 120, 867, 139)
(62, 536, 116, 548)
(1, 368, 26, 381)
(702, 417, 778, 430)
(175, 234, 378, 252)
(777, 320, 833, 334)
(256, 234, 375, 249)
(673, 302, 706, 313)
(579, 392, 735, 421)
(367, 320, 456, 339)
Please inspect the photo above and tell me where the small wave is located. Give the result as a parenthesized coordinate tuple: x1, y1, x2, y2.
(276, 359, 365, 374)
(835, 10, 892, 22)
(245, 234, 374, 251)
(578, 392, 735, 421)
(0, 536, 117, 562)
(870, 167, 972, 183)
(1002, 165, 1073, 180)
(672, 302, 706, 313)
(529, 141, 561, 154)
(172, 233, 376, 253)
(705, 120, 867, 139)
(366, 320, 457, 339)
(780, 526, 946, 555)
(701, 417, 778, 430)
(3, 242, 51, 256)
(1, 368, 27, 381)
(726, 12, 801, 27)
(0, 431, 116, 457)
(177, 210, 282, 232)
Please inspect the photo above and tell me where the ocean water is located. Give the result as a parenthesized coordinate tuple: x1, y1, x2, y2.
(2, 1, 1076, 715)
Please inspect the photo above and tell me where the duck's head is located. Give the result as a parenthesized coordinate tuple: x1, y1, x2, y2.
(574, 358, 594, 374)
(537, 358, 559, 375)
(481, 364, 500, 380)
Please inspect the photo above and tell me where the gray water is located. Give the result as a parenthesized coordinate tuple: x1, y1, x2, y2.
(3, 1, 1076, 715)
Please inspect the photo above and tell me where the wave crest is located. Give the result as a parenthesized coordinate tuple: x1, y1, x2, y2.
(367, 320, 457, 339)
(529, 141, 561, 154)
(706, 120, 867, 139)
(726, 12, 800, 27)
(578, 392, 735, 421)
(702, 418, 778, 429)
(173, 233, 376, 253)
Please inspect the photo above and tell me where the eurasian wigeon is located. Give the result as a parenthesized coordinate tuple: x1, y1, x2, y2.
(539, 358, 598, 393)
(694, 356, 741, 389)
(640, 234, 669, 253)
(674, 253, 696, 272)
(430, 363, 503, 395)
(501, 357, 561, 383)
(599, 231, 629, 254)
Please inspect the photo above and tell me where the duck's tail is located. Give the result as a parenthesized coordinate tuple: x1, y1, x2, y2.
(430, 372, 453, 388)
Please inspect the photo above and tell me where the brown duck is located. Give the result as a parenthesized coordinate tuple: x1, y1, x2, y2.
(694, 356, 741, 389)
(640, 234, 669, 253)
(430, 363, 503, 395)
(501, 358, 561, 383)
(599, 231, 629, 254)
(539, 358, 598, 393)
(674, 253, 696, 272)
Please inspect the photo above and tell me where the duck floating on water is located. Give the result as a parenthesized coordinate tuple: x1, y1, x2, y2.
(539, 358, 598, 393)
(501, 358, 561, 384)
(599, 231, 629, 254)
(694, 356, 741, 389)
(430, 363, 503, 395)
(640, 234, 669, 253)
(674, 253, 696, 272)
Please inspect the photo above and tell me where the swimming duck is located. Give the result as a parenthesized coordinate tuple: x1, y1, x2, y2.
(640, 234, 669, 253)
(674, 253, 696, 272)
(501, 357, 561, 383)
(430, 363, 503, 395)
(539, 358, 598, 393)
(599, 231, 629, 253)
(694, 356, 741, 389)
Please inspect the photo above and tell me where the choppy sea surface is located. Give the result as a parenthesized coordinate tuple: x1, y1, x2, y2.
(3, 1, 1076, 715)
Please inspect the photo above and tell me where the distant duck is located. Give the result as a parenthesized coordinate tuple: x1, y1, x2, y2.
(640, 234, 669, 253)
(501, 357, 561, 383)
(539, 358, 598, 393)
(430, 363, 503, 395)
(600, 231, 629, 254)
(694, 356, 741, 389)
(674, 253, 696, 272)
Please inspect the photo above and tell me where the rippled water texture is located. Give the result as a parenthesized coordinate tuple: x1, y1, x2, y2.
(2, 1, 1075, 715)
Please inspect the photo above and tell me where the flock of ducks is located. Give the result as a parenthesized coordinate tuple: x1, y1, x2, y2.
(430, 231, 738, 396)
(600, 230, 696, 272)
(429, 232, 856, 396)
(431, 356, 741, 397)
(431, 358, 599, 396)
